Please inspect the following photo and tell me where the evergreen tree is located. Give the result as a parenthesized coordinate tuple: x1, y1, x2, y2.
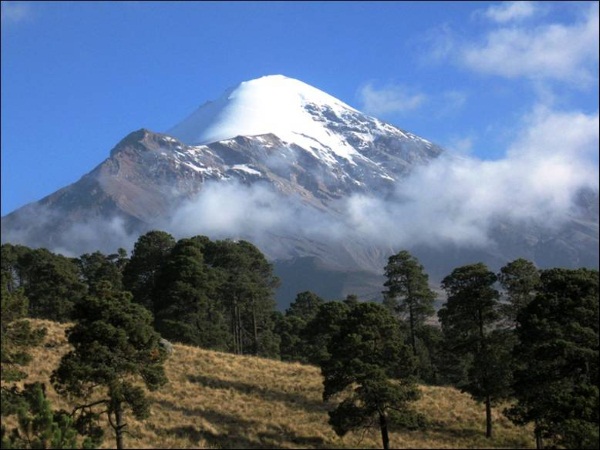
(4, 246, 86, 322)
(438, 262, 510, 438)
(321, 301, 422, 449)
(275, 291, 325, 362)
(498, 258, 540, 326)
(286, 291, 325, 320)
(152, 237, 228, 350)
(1, 271, 46, 418)
(505, 268, 599, 449)
(204, 239, 279, 356)
(1, 382, 91, 449)
(1, 271, 47, 383)
(122, 230, 175, 314)
(382, 250, 436, 358)
(302, 300, 351, 366)
(51, 281, 168, 450)
(77, 251, 124, 293)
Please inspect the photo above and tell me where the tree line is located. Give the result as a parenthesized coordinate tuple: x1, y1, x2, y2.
(1, 232, 598, 449)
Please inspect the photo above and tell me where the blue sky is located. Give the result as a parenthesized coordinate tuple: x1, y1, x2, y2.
(1, 1, 598, 216)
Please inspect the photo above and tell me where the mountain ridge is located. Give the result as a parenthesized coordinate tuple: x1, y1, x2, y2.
(2, 75, 598, 307)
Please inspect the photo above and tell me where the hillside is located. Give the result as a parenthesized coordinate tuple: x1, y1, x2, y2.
(5, 320, 534, 449)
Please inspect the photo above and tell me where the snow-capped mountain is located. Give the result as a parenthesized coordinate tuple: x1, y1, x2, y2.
(168, 75, 437, 168)
(2, 75, 598, 307)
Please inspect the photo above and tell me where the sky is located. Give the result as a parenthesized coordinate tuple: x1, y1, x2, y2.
(1, 1, 598, 217)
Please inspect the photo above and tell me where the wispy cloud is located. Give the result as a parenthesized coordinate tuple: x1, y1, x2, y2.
(357, 82, 426, 116)
(342, 105, 598, 249)
(1, 1, 31, 25)
(4, 103, 597, 268)
(462, 3, 599, 85)
(480, 1, 538, 23)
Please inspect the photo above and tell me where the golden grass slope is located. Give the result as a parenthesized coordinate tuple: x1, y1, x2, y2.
(4, 320, 534, 449)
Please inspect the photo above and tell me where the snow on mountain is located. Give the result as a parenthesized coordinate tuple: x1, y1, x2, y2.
(168, 74, 434, 168)
(2, 74, 597, 307)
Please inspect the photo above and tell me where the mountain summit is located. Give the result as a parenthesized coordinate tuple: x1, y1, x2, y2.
(2, 75, 597, 306)
(169, 75, 361, 147)
(168, 74, 438, 174)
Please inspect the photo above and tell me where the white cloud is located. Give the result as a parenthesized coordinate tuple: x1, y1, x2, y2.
(481, 1, 538, 23)
(357, 82, 426, 116)
(160, 103, 598, 254)
(462, 3, 599, 85)
(362, 105, 598, 246)
(1, 1, 31, 25)
(418, 23, 457, 65)
(5, 104, 596, 266)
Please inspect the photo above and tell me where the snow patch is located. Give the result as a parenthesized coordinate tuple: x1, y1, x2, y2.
(231, 164, 262, 176)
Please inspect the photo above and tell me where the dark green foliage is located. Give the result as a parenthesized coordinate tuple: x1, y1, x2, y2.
(438, 263, 509, 438)
(203, 239, 280, 356)
(286, 291, 325, 320)
(383, 250, 436, 357)
(0, 382, 87, 449)
(275, 291, 325, 362)
(51, 281, 168, 449)
(1, 244, 86, 322)
(77, 251, 125, 293)
(1, 272, 46, 384)
(122, 230, 176, 314)
(302, 300, 351, 366)
(0, 272, 88, 448)
(411, 324, 445, 385)
(152, 238, 227, 349)
(321, 301, 421, 449)
(498, 258, 540, 326)
(505, 268, 599, 449)
(123, 234, 281, 357)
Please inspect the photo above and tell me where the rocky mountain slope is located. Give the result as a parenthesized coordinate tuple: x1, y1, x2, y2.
(2, 75, 597, 306)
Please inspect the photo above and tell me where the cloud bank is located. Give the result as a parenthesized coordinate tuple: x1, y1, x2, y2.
(151, 104, 598, 260)
(2, 102, 597, 271)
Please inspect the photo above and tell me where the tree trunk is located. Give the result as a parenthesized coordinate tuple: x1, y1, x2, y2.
(231, 300, 238, 354)
(409, 303, 417, 356)
(115, 402, 125, 450)
(379, 411, 390, 450)
(237, 302, 244, 354)
(485, 395, 492, 438)
(252, 298, 258, 355)
(534, 421, 543, 449)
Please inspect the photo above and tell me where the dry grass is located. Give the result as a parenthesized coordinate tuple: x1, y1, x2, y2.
(3, 320, 534, 449)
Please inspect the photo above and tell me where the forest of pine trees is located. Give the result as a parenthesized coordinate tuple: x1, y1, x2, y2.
(1, 230, 598, 449)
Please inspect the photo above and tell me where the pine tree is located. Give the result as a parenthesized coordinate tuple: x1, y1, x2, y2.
(152, 237, 228, 349)
(1, 383, 88, 449)
(321, 301, 422, 449)
(77, 251, 125, 293)
(204, 239, 279, 356)
(506, 268, 599, 449)
(383, 250, 436, 381)
(51, 281, 168, 449)
(438, 262, 510, 438)
(3, 245, 86, 322)
(498, 258, 540, 326)
(122, 230, 175, 314)
(275, 291, 325, 362)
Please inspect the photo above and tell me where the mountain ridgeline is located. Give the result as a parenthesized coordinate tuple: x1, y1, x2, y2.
(1, 75, 598, 306)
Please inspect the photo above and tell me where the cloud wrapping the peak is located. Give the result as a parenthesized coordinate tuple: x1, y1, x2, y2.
(152, 104, 598, 259)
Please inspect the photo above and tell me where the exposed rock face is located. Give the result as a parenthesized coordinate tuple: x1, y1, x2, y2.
(159, 338, 174, 355)
(2, 75, 597, 308)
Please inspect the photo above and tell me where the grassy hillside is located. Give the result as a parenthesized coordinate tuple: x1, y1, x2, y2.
(4, 320, 534, 449)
